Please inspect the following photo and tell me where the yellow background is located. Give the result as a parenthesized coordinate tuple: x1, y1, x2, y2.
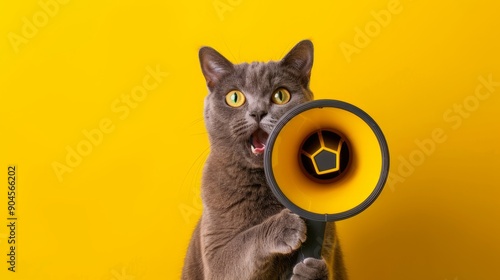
(1, 0, 499, 279)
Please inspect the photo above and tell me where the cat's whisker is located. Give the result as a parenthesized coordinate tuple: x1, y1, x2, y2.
(231, 123, 249, 132)
(231, 122, 254, 138)
(178, 145, 210, 197)
(187, 117, 205, 126)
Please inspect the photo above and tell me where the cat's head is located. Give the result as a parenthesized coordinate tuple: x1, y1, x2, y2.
(199, 40, 314, 168)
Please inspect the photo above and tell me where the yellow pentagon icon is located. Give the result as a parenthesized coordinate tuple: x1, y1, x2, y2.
(299, 129, 351, 183)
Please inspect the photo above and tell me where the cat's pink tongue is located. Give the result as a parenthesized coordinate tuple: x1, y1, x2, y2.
(251, 130, 268, 155)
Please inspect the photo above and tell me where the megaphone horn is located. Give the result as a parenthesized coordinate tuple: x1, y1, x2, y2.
(264, 99, 390, 260)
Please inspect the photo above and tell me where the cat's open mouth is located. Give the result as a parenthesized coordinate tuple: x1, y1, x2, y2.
(250, 130, 269, 156)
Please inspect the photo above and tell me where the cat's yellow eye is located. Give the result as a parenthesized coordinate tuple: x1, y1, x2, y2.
(225, 90, 246, 107)
(271, 88, 291, 105)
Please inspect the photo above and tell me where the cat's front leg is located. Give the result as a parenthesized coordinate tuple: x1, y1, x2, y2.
(201, 208, 306, 279)
(264, 208, 307, 255)
(291, 258, 329, 280)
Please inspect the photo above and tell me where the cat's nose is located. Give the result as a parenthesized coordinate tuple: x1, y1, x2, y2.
(249, 110, 267, 123)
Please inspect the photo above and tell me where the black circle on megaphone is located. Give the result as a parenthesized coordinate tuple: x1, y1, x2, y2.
(264, 99, 390, 222)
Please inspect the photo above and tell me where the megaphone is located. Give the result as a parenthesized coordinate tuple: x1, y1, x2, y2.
(264, 99, 390, 261)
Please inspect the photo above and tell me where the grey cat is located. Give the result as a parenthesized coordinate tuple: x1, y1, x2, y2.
(182, 40, 347, 280)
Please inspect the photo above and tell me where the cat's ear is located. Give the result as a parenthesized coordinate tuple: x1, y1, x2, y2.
(280, 40, 314, 86)
(199, 47, 234, 89)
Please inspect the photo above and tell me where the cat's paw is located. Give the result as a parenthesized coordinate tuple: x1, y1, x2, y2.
(291, 258, 329, 280)
(268, 209, 306, 255)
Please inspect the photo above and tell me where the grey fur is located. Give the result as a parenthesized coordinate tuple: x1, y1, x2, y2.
(182, 40, 347, 280)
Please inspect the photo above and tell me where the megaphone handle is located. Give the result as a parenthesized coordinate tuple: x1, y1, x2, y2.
(297, 219, 327, 262)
